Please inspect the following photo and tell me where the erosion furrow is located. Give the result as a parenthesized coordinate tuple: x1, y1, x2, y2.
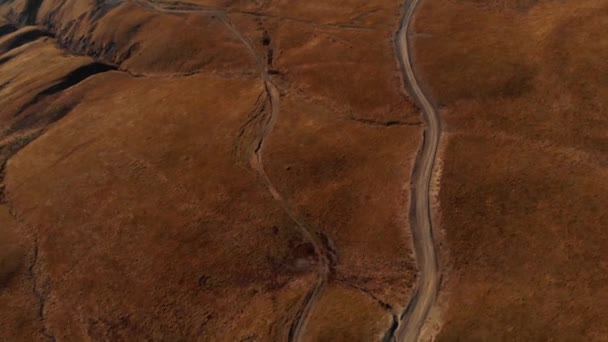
(382, 315, 399, 342)
(234, 91, 269, 163)
(219, 11, 332, 341)
(29, 240, 56, 342)
(135, 2, 331, 340)
(287, 278, 326, 342)
(335, 278, 394, 312)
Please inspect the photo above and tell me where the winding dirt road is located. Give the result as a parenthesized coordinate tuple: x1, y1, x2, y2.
(129, 0, 437, 340)
(392, 0, 441, 341)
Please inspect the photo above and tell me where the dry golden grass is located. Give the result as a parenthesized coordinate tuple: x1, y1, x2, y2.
(5, 71, 318, 340)
(0, 206, 41, 342)
(0, 31, 100, 190)
(186, 0, 402, 26)
(303, 282, 394, 341)
(439, 133, 608, 340)
(265, 93, 419, 308)
(412, 0, 608, 339)
(270, 21, 418, 123)
(82, 2, 256, 75)
(0, 0, 422, 339)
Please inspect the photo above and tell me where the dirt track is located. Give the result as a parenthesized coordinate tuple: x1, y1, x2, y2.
(393, 0, 441, 340)
(125, 0, 434, 340)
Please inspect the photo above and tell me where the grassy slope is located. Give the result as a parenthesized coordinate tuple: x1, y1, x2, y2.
(412, 0, 608, 339)
(0, 0, 422, 340)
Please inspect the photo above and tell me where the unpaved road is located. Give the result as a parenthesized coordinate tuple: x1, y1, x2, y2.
(393, 0, 441, 341)
(129, 0, 437, 340)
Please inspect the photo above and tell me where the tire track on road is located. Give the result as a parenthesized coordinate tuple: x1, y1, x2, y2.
(391, 0, 441, 340)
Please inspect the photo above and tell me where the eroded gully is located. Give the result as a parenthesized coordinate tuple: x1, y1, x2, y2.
(134, 1, 331, 340)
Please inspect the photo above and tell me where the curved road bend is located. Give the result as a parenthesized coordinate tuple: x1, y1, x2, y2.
(393, 0, 441, 341)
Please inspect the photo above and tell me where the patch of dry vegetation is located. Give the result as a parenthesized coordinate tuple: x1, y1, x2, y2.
(302, 282, 395, 341)
(5, 71, 317, 340)
(265, 93, 419, 307)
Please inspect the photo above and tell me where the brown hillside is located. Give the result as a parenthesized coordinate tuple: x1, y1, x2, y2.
(412, 0, 608, 339)
(0, 0, 421, 340)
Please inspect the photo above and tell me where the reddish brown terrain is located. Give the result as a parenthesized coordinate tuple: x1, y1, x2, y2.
(2, 0, 607, 340)
(412, 0, 608, 340)
(0, 0, 424, 340)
